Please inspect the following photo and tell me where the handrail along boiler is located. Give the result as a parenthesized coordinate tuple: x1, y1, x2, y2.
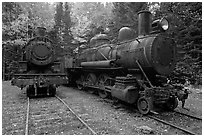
(11, 27, 68, 97)
(64, 11, 189, 114)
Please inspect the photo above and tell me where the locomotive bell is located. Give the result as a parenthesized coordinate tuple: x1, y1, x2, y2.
(138, 10, 152, 36)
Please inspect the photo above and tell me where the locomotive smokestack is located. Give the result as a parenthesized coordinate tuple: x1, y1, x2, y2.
(35, 27, 46, 37)
(138, 11, 152, 36)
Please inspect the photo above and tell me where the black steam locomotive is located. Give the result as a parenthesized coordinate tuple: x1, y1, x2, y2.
(64, 11, 189, 114)
(11, 27, 68, 97)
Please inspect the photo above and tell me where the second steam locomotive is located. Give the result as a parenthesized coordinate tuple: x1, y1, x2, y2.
(64, 11, 189, 114)
(11, 27, 68, 97)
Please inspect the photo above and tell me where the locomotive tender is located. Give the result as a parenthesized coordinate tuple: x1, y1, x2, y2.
(66, 10, 189, 114)
(11, 27, 68, 97)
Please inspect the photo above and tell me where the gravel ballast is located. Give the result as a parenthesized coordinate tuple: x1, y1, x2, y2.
(2, 81, 202, 135)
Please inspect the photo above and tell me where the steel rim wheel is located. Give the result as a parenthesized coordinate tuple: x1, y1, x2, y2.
(97, 74, 109, 98)
(98, 74, 110, 87)
(86, 73, 97, 94)
(137, 97, 150, 114)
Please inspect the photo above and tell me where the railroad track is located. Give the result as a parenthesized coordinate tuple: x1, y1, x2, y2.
(69, 88, 202, 135)
(25, 95, 97, 135)
(147, 115, 197, 135)
(173, 110, 202, 120)
(147, 110, 202, 135)
(92, 95, 202, 135)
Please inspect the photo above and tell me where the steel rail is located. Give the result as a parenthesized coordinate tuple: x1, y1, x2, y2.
(148, 115, 196, 135)
(173, 110, 202, 121)
(129, 109, 198, 135)
(75, 87, 199, 135)
(55, 95, 97, 135)
(25, 97, 30, 135)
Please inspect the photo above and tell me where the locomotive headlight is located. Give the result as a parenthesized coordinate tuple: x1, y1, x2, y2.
(160, 18, 169, 31)
(152, 17, 169, 33)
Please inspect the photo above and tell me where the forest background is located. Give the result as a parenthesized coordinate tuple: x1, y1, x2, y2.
(2, 2, 202, 86)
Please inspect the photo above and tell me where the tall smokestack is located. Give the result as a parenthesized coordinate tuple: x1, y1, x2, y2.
(138, 11, 152, 36)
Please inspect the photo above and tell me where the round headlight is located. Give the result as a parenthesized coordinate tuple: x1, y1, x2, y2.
(160, 18, 169, 31)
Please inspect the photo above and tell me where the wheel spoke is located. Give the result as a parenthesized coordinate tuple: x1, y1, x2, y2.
(97, 74, 110, 98)
(86, 73, 97, 94)
(137, 97, 150, 114)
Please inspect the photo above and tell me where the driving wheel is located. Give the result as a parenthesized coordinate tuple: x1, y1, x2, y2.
(137, 97, 151, 114)
(97, 74, 110, 98)
(86, 73, 97, 94)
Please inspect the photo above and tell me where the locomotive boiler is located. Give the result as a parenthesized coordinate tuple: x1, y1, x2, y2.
(65, 11, 189, 114)
(11, 27, 68, 97)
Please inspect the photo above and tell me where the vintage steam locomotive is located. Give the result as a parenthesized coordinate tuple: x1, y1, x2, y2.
(11, 27, 68, 97)
(64, 11, 189, 114)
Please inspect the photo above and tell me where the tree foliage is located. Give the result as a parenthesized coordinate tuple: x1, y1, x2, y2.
(108, 2, 147, 42)
(2, 2, 202, 85)
(2, 2, 56, 80)
(53, 2, 74, 57)
(71, 2, 113, 42)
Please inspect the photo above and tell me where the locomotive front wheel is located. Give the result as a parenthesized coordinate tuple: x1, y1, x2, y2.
(137, 97, 151, 115)
(165, 97, 178, 111)
(97, 74, 111, 87)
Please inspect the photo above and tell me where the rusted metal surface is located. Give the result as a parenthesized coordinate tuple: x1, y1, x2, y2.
(26, 36, 55, 66)
(81, 60, 115, 68)
(76, 33, 175, 76)
(111, 77, 139, 104)
(11, 75, 68, 88)
(138, 10, 152, 36)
